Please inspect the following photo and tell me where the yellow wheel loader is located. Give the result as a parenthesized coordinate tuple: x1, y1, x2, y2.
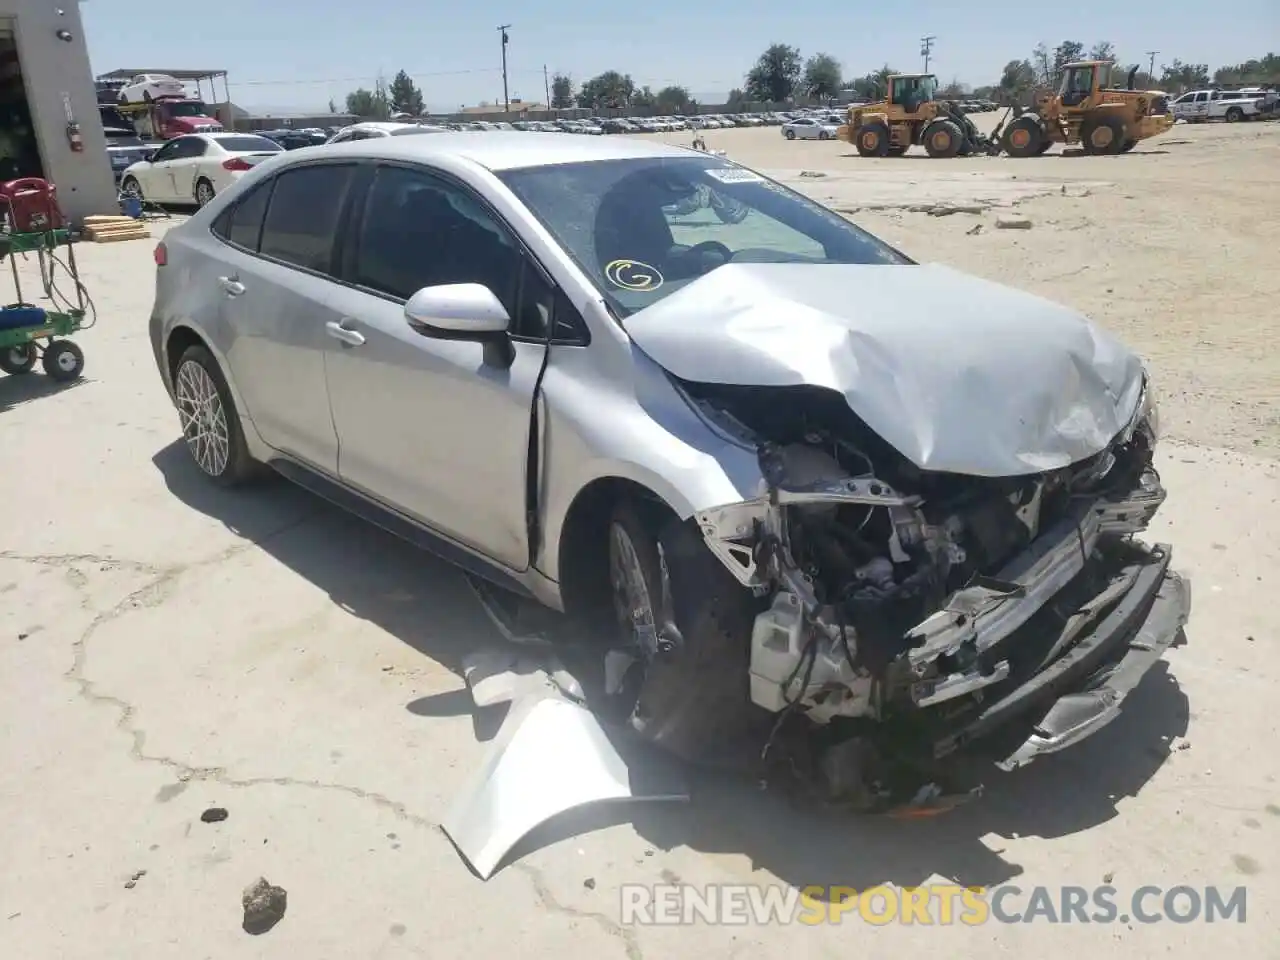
(837, 74, 1000, 158)
(992, 60, 1175, 157)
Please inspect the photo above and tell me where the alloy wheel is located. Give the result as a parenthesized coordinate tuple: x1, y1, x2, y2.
(175, 359, 230, 477)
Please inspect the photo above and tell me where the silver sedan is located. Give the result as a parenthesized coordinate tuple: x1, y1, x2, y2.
(148, 132, 1186, 805)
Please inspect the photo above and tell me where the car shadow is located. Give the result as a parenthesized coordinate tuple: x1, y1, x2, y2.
(151, 439, 1191, 889)
(0, 372, 88, 415)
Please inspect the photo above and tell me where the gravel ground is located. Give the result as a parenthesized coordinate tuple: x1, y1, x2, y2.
(1, 120, 1277, 959)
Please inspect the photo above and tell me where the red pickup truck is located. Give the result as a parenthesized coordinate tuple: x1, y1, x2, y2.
(118, 97, 224, 140)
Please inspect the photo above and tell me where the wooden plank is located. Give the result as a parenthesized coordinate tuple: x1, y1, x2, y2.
(83, 215, 138, 225)
(87, 229, 151, 243)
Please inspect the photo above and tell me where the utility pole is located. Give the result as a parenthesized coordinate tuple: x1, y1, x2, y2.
(1146, 50, 1159, 81)
(543, 64, 550, 110)
(497, 24, 511, 114)
(920, 35, 936, 73)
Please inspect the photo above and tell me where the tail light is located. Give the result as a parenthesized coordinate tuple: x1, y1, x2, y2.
(221, 156, 253, 172)
(154, 241, 167, 266)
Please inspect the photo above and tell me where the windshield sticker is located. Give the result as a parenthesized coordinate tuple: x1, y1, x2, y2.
(705, 167, 765, 184)
(605, 259, 664, 292)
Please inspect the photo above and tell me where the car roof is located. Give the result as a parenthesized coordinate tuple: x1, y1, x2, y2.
(349, 121, 430, 132)
(310, 130, 696, 172)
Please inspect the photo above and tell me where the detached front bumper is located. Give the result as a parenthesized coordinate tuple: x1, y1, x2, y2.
(935, 541, 1190, 770)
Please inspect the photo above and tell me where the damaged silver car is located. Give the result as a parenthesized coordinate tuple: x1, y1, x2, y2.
(149, 133, 1189, 803)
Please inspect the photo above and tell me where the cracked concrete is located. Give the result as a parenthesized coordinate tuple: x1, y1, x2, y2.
(3, 123, 1279, 958)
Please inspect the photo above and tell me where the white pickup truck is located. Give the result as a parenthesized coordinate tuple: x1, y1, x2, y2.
(1170, 88, 1270, 122)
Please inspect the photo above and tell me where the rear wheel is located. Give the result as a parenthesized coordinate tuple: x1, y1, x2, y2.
(923, 120, 963, 158)
(1225, 107, 1243, 122)
(818, 129, 830, 140)
(195, 178, 216, 207)
(606, 500, 761, 764)
(1002, 116, 1044, 157)
(1081, 114, 1126, 155)
(173, 344, 260, 486)
(855, 122, 890, 157)
(0, 343, 36, 375)
(784, 128, 796, 140)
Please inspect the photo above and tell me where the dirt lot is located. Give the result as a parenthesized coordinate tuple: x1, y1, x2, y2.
(1, 122, 1277, 959)
(645, 118, 1280, 459)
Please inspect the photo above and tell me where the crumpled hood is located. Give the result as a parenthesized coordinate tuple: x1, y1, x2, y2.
(624, 263, 1146, 477)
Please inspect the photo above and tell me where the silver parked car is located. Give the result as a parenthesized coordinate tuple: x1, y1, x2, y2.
(149, 133, 1188, 804)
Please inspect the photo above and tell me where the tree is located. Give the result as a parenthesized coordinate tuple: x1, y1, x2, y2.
(1032, 43, 1053, 85)
(1089, 41, 1116, 62)
(1159, 59, 1211, 93)
(389, 70, 425, 115)
(1053, 41, 1085, 81)
(655, 85, 692, 113)
(345, 87, 390, 120)
(939, 77, 970, 99)
(328, 98, 337, 114)
(725, 88, 750, 111)
(801, 53, 842, 101)
(576, 70, 635, 109)
(550, 73, 575, 109)
(745, 43, 802, 103)
(1213, 54, 1280, 86)
(632, 85, 656, 108)
(998, 59, 1038, 103)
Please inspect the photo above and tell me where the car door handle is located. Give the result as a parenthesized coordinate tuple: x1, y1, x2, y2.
(218, 276, 245, 297)
(325, 319, 366, 347)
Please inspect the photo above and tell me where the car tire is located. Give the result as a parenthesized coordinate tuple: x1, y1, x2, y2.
(818, 129, 830, 140)
(784, 128, 796, 139)
(1225, 107, 1243, 122)
(1121, 138, 1138, 152)
(1001, 116, 1044, 157)
(855, 122, 890, 157)
(172, 344, 261, 486)
(120, 176, 143, 201)
(0, 342, 37, 375)
(195, 178, 215, 207)
(605, 500, 763, 765)
(1081, 114, 1126, 155)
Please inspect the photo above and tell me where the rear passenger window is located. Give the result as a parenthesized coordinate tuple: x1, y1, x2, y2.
(258, 164, 355, 273)
(214, 180, 273, 251)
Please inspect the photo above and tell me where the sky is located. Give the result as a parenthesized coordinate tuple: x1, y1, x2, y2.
(82, 0, 1279, 113)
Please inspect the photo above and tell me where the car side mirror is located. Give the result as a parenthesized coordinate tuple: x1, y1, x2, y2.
(404, 283, 514, 367)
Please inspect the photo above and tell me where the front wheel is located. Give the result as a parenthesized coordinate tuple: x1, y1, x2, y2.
(195, 178, 216, 207)
(173, 344, 261, 486)
(120, 176, 142, 201)
(784, 128, 796, 140)
(606, 501, 761, 763)
(1001, 116, 1044, 157)
(818, 129, 830, 140)
(855, 122, 890, 157)
(0, 343, 36, 375)
(923, 119, 963, 158)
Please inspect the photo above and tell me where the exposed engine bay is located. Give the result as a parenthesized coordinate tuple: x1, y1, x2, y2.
(679, 378, 1171, 773)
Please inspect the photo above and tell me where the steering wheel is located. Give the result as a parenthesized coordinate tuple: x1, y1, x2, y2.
(680, 240, 733, 266)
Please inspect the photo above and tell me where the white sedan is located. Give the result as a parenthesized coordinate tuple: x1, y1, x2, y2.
(325, 121, 448, 143)
(119, 133, 284, 207)
(117, 73, 187, 104)
(782, 117, 840, 140)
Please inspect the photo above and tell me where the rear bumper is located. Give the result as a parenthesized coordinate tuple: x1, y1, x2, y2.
(935, 542, 1190, 769)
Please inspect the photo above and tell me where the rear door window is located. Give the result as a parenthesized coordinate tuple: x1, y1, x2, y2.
(213, 180, 274, 251)
(258, 164, 356, 274)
